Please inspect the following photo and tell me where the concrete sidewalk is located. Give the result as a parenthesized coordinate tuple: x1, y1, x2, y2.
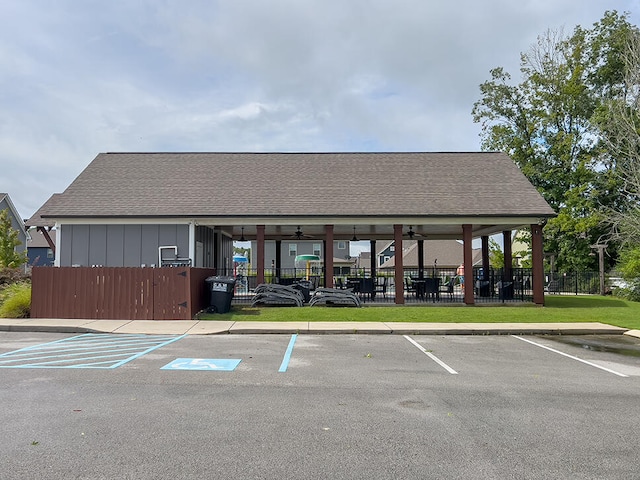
(0, 318, 638, 337)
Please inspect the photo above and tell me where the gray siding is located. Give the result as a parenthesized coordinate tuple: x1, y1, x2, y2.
(70, 225, 90, 266)
(60, 224, 190, 267)
(106, 224, 125, 266)
(195, 226, 215, 268)
(0, 197, 27, 254)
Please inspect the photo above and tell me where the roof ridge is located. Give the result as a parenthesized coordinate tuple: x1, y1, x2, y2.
(102, 151, 502, 155)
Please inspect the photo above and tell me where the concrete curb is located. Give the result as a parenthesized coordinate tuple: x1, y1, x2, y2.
(623, 329, 640, 339)
(0, 319, 629, 336)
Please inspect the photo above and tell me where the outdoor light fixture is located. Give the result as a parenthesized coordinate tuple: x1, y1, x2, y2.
(407, 226, 415, 239)
(294, 226, 304, 239)
(351, 226, 359, 242)
(239, 227, 246, 242)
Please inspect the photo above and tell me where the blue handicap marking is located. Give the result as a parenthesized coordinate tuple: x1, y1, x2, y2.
(161, 358, 241, 371)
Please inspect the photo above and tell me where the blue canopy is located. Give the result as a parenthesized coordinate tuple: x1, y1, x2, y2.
(233, 255, 248, 263)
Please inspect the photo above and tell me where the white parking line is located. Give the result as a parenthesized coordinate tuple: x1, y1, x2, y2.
(404, 335, 458, 374)
(512, 335, 628, 378)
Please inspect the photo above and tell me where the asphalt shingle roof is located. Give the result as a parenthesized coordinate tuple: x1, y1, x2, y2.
(28, 152, 555, 223)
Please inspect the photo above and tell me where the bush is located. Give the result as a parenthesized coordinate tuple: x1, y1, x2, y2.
(0, 282, 31, 318)
(0, 267, 29, 286)
(613, 280, 640, 302)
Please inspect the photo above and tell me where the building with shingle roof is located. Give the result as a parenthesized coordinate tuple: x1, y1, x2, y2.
(1, 193, 28, 268)
(378, 240, 482, 270)
(26, 152, 555, 304)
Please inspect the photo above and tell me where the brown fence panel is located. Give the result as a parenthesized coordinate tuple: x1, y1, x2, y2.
(151, 268, 216, 320)
(31, 267, 217, 320)
(188, 268, 217, 318)
(32, 267, 155, 320)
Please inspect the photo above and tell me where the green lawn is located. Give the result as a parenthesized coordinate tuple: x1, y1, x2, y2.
(198, 295, 640, 330)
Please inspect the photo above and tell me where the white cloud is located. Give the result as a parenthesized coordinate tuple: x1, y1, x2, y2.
(0, 0, 638, 218)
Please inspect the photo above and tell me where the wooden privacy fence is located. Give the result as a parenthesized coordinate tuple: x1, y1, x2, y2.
(31, 267, 216, 320)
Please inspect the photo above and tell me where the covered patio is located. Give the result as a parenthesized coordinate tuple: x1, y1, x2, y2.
(223, 222, 543, 306)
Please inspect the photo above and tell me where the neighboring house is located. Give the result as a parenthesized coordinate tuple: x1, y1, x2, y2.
(0, 193, 28, 266)
(27, 228, 56, 267)
(376, 241, 396, 267)
(511, 230, 531, 267)
(250, 239, 350, 270)
(379, 240, 482, 270)
(332, 256, 356, 276)
(356, 251, 371, 270)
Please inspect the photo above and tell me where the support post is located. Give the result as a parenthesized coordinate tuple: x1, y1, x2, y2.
(531, 223, 544, 305)
(481, 235, 489, 281)
(503, 230, 512, 280)
(463, 224, 474, 305)
(325, 225, 334, 288)
(256, 225, 265, 285)
(417, 239, 425, 279)
(275, 240, 281, 283)
(394, 224, 405, 304)
(591, 244, 607, 296)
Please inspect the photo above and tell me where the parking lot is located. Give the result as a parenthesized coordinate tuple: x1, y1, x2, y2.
(1, 332, 639, 479)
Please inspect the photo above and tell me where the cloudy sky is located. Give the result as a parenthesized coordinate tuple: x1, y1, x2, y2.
(2, 1, 639, 221)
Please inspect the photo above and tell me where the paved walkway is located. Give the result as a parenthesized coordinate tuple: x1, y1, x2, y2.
(0, 318, 638, 338)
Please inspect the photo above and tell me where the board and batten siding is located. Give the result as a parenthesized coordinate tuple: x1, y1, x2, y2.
(60, 224, 190, 267)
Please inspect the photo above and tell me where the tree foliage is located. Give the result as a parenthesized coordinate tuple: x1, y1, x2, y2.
(473, 11, 638, 272)
(0, 209, 27, 269)
(597, 25, 640, 249)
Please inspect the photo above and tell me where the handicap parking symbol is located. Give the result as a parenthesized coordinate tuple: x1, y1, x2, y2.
(161, 358, 241, 371)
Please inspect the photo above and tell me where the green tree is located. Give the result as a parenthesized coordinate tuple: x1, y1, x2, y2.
(489, 238, 504, 269)
(596, 23, 640, 249)
(472, 11, 638, 272)
(0, 209, 27, 268)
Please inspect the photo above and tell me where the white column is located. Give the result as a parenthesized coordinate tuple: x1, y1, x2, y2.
(54, 223, 61, 267)
(188, 221, 196, 266)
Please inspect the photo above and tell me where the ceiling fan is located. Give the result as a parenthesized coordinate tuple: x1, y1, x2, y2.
(290, 226, 314, 239)
(406, 225, 425, 239)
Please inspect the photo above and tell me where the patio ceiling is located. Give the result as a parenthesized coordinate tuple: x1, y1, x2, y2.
(212, 217, 543, 241)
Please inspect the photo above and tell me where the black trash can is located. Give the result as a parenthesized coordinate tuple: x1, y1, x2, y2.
(205, 276, 236, 313)
(294, 280, 311, 303)
(475, 280, 491, 297)
(499, 282, 514, 300)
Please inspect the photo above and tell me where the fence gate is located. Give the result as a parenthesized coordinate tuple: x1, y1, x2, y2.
(152, 268, 190, 320)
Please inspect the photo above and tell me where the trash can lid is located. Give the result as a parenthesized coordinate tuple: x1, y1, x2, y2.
(205, 276, 236, 283)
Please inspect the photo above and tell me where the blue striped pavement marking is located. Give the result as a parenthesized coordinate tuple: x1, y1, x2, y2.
(278, 334, 298, 372)
(0, 333, 186, 369)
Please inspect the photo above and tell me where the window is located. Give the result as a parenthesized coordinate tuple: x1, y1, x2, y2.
(390, 245, 395, 252)
(337, 241, 346, 250)
(47, 249, 54, 259)
(313, 243, 321, 256)
(289, 243, 297, 256)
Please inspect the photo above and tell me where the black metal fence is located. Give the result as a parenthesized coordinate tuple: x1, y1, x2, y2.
(219, 266, 540, 305)
(543, 271, 601, 295)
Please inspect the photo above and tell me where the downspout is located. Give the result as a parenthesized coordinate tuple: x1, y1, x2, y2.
(54, 223, 61, 267)
(188, 221, 196, 266)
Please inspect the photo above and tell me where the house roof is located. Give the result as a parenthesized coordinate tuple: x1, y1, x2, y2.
(26, 152, 555, 239)
(379, 240, 482, 269)
(27, 228, 56, 248)
(1, 193, 28, 236)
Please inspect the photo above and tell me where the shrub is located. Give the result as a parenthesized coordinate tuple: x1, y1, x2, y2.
(614, 247, 640, 301)
(0, 267, 29, 286)
(0, 282, 31, 318)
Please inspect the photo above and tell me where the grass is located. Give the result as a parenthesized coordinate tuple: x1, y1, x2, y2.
(197, 295, 640, 330)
